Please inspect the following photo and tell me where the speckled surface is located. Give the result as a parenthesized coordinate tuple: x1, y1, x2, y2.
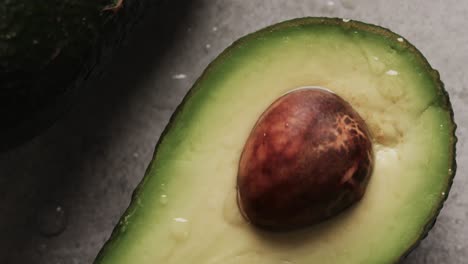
(0, 1, 466, 263)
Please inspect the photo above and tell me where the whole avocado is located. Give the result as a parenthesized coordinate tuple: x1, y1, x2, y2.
(0, 0, 151, 150)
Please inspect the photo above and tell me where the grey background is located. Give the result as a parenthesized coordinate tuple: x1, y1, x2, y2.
(0, 0, 466, 263)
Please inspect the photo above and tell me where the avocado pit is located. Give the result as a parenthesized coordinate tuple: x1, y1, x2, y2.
(237, 88, 373, 230)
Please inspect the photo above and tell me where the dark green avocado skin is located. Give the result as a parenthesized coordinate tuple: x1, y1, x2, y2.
(0, 0, 151, 150)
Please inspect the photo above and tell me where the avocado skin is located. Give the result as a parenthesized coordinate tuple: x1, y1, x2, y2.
(94, 18, 457, 264)
(0, 0, 152, 150)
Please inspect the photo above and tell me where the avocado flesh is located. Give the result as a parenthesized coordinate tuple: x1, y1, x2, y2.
(95, 18, 456, 264)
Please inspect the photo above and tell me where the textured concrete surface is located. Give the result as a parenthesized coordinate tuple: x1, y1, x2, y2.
(0, 0, 467, 263)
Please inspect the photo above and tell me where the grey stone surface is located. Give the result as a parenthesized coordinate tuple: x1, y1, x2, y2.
(0, 0, 466, 263)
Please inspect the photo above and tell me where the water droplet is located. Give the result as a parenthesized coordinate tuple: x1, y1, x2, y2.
(5, 32, 16, 39)
(322, 0, 336, 12)
(397, 37, 404, 42)
(212, 26, 218, 32)
(285, 123, 289, 128)
(122, 215, 130, 225)
(340, 0, 356, 9)
(32, 39, 39, 45)
(385, 70, 399, 76)
(342, 18, 351, 23)
(171, 217, 190, 241)
(387, 47, 397, 55)
(133, 152, 139, 158)
(448, 168, 452, 173)
(36, 204, 68, 237)
(377, 72, 405, 101)
(204, 43, 212, 52)
(441, 192, 446, 196)
(136, 198, 143, 207)
(367, 55, 386, 74)
(263, 132, 267, 137)
(172, 74, 187, 80)
(223, 189, 245, 226)
(281, 36, 291, 44)
(160, 194, 168, 205)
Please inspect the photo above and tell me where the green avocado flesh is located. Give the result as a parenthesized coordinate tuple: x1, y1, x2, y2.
(95, 18, 456, 264)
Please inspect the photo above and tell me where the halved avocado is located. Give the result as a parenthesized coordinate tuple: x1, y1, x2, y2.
(95, 18, 457, 264)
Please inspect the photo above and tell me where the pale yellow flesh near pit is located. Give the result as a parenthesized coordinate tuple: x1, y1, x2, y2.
(96, 21, 453, 264)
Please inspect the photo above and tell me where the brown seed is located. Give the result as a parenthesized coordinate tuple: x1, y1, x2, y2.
(237, 88, 373, 230)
